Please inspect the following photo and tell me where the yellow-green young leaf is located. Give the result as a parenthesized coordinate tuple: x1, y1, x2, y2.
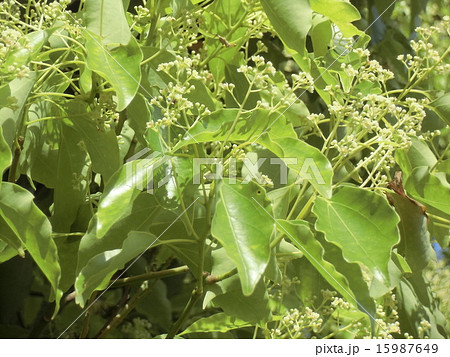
(260, 0, 312, 56)
(310, 0, 362, 37)
(313, 186, 400, 286)
(180, 313, 252, 335)
(211, 180, 275, 296)
(84, 32, 142, 111)
(0, 183, 62, 309)
(0, 126, 11, 176)
(75, 231, 157, 307)
(84, 0, 131, 45)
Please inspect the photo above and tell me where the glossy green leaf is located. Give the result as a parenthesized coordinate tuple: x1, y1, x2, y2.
(84, 0, 131, 45)
(84, 32, 143, 111)
(75, 230, 157, 306)
(211, 180, 275, 295)
(77, 193, 161, 272)
(276, 220, 359, 308)
(94, 154, 165, 238)
(0, 183, 61, 308)
(311, 0, 362, 37)
(313, 186, 400, 286)
(181, 313, 252, 335)
(0, 126, 11, 176)
(258, 135, 333, 198)
(260, 0, 312, 56)
(405, 167, 450, 215)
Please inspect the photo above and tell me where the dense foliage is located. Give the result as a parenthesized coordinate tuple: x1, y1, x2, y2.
(0, 0, 449, 339)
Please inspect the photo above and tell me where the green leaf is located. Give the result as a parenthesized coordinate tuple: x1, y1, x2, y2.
(429, 92, 450, 125)
(211, 180, 275, 295)
(311, 0, 362, 37)
(77, 193, 160, 273)
(212, 277, 272, 323)
(95, 154, 165, 238)
(395, 137, 437, 177)
(173, 109, 296, 151)
(75, 230, 157, 306)
(54, 235, 82, 293)
(320, 237, 376, 321)
(387, 192, 435, 273)
(276, 220, 359, 309)
(0, 183, 62, 309)
(51, 121, 89, 233)
(84, 32, 143, 111)
(258, 135, 333, 198)
(260, 0, 312, 56)
(311, 15, 332, 57)
(84, 0, 131, 45)
(0, 75, 36, 149)
(127, 92, 150, 145)
(404, 166, 450, 215)
(67, 102, 120, 181)
(0, 241, 18, 263)
(397, 277, 447, 338)
(180, 313, 252, 335)
(0, 126, 11, 176)
(1, 28, 57, 70)
(312, 186, 400, 286)
(136, 280, 172, 330)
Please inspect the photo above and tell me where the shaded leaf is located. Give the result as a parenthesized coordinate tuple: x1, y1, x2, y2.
(0, 126, 11, 176)
(0, 75, 36, 149)
(75, 230, 157, 306)
(0, 183, 61, 310)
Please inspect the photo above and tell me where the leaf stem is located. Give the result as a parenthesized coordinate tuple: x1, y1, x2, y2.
(111, 265, 190, 288)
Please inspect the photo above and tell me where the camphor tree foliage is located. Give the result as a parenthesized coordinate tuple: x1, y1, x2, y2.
(0, 0, 449, 339)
